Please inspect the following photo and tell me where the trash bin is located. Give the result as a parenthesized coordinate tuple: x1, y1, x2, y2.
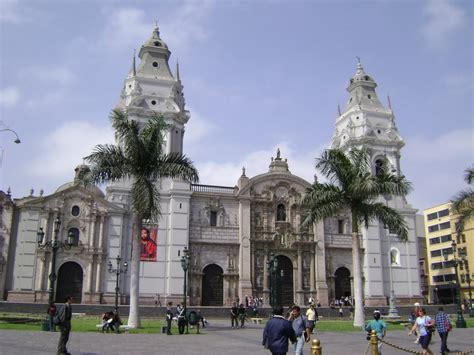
(188, 311, 197, 326)
(41, 319, 49, 331)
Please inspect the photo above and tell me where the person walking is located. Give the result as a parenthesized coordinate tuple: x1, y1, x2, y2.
(288, 305, 310, 355)
(230, 302, 238, 328)
(262, 306, 296, 355)
(412, 302, 422, 343)
(434, 307, 451, 355)
(238, 303, 247, 328)
(305, 304, 317, 334)
(165, 302, 173, 335)
(47, 302, 57, 332)
(56, 295, 73, 355)
(365, 310, 387, 354)
(408, 307, 434, 355)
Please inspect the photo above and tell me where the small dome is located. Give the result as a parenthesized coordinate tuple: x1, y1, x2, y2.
(142, 26, 169, 50)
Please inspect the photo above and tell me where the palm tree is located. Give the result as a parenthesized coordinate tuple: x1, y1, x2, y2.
(85, 109, 199, 328)
(451, 167, 474, 234)
(302, 148, 411, 327)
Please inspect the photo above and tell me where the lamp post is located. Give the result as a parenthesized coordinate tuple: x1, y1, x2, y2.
(107, 255, 128, 316)
(463, 271, 473, 317)
(179, 247, 190, 334)
(444, 240, 467, 328)
(0, 128, 21, 144)
(37, 217, 73, 303)
(267, 253, 278, 310)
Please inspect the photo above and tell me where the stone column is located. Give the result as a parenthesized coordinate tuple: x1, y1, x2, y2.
(36, 256, 46, 290)
(98, 215, 105, 251)
(89, 214, 97, 248)
(238, 198, 252, 299)
(310, 250, 315, 291)
(95, 258, 102, 293)
(87, 260, 94, 293)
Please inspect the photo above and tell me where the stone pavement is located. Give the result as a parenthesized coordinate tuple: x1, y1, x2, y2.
(0, 319, 473, 355)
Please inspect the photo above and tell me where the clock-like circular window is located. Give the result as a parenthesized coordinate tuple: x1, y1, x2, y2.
(152, 61, 159, 68)
(71, 205, 80, 217)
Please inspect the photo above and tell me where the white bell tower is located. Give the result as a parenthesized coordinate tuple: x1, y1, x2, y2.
(331, 61, 421, 306)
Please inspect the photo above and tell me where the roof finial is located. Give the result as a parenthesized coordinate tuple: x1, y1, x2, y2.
(337, 103, 341, 116)
(276, 148, 281, 160)
(128, 49, 136, 77)
(242, 166, 246, 176)
(176, 58, 180, 81)
(387, 95, 392, 109)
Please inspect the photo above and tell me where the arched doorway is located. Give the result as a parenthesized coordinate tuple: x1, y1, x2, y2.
(202, 264, 223, 306)
(275, 255, 293, 306)
(56, 262, 83, 303)
(334, 267, 351, 299)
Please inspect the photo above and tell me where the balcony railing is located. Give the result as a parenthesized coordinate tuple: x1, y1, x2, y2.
(191, 184, 235, 194)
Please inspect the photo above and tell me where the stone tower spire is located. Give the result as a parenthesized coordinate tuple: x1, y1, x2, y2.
(331, 62, 404, 176)
(116, 25, 189, 155)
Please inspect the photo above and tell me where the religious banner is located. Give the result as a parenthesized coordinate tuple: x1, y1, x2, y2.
(139, 224, 158, 262)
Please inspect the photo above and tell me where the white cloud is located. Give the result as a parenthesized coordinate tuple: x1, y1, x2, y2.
(0, 0, 41, 24)
(195, 142, 324, 186)
(19, 66, 76, 86)
(100, 1, 213, 52)
(184, 108, 215, 145)
(420, 0, 466, 48)
(403, 128, 474, 210)
(0, 87, 20, 108)
(25, 121, 115, 180)
(101, 8, 150, 50)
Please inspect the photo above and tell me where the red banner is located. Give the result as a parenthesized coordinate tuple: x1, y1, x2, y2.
(139, 225, 158, 262)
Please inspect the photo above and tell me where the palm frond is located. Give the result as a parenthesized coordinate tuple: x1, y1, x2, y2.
(84, 144, 128, 183)
(155, 153, 199, 183)
(450, 187, 474, 230)
(358, 202, 409, 241)
(464, 167, 474, 185)
(131, 176, 160, 221)
(302, 183, 346, 227)
(316, 149, 353, 189)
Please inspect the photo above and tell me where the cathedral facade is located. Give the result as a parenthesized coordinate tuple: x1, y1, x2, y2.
(2, 27, 422, 307)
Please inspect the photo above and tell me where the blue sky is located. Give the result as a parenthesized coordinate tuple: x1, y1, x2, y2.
(0, 0, 472, 212)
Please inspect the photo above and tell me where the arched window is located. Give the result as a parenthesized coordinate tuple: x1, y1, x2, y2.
(375, 159, 385, 176)
(390, 248, 400, 266)
(68, 227, 80, 246)
(276, 204, 286, 221)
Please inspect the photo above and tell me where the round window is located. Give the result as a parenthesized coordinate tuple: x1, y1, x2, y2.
(152, 61, 159, 68)
(71, 205, 80, 216)
(151, 100, 156, 105)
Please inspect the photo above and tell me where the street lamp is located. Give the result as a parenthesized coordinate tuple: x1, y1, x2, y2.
(37, 217, 73, 303)
(107, 255, 128, 318)
(267, 253, 278, 310)
(443, 240, 467, 328)
(179, 247, 190, 334)
(0, 128, 21, 144)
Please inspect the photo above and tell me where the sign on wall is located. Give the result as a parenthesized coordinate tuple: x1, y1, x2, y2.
(139, 224, 158, 262)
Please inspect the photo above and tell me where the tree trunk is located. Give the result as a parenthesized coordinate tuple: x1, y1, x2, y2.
(352, 214, 364, 327)
(127, 215, 142, 328)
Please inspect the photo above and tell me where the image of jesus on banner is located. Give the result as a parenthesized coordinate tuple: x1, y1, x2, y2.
(140, 225, 158, 261)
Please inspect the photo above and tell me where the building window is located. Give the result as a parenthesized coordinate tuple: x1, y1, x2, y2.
(439, 222, 450, 230)
(276, 204, 286, 221)
(375, 159, 385, 176)
(71, 205, 80, 217)
(438, 209, 449, 217)
(431, 262, 443, 270)
(461, 234, 466, 243)
(430, 250, 442, 257)
(440, 234, 451, 243)
(390, 248, 400, 265)
(428, 225, 439, 233)
(210, 211, 217, 227)
(429, 237, 440, 245)
(67, 228, 80, 246)
(152, 61, 159, 68)
(427, 212, 437, 221)
(337, 219, 344, 234)
(444, 274, 456, 282)
(433, 275, 444, 283)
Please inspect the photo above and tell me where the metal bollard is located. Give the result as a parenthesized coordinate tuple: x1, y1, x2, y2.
(311, 338, 322, 355)
(370, 330, 378, 355)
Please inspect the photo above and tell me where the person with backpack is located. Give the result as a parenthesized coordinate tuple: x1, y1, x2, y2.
(288, 305, 310, 355)
(434, 307, 452, 355)
(55, 295, 73, 355)
(408, 307, 435, 355)
(365, 310, 387, 354)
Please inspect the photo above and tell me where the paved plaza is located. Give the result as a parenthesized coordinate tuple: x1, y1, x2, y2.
(0, 319, 473, 355)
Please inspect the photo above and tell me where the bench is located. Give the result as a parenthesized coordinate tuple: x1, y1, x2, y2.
(251, 318, 263, 324)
